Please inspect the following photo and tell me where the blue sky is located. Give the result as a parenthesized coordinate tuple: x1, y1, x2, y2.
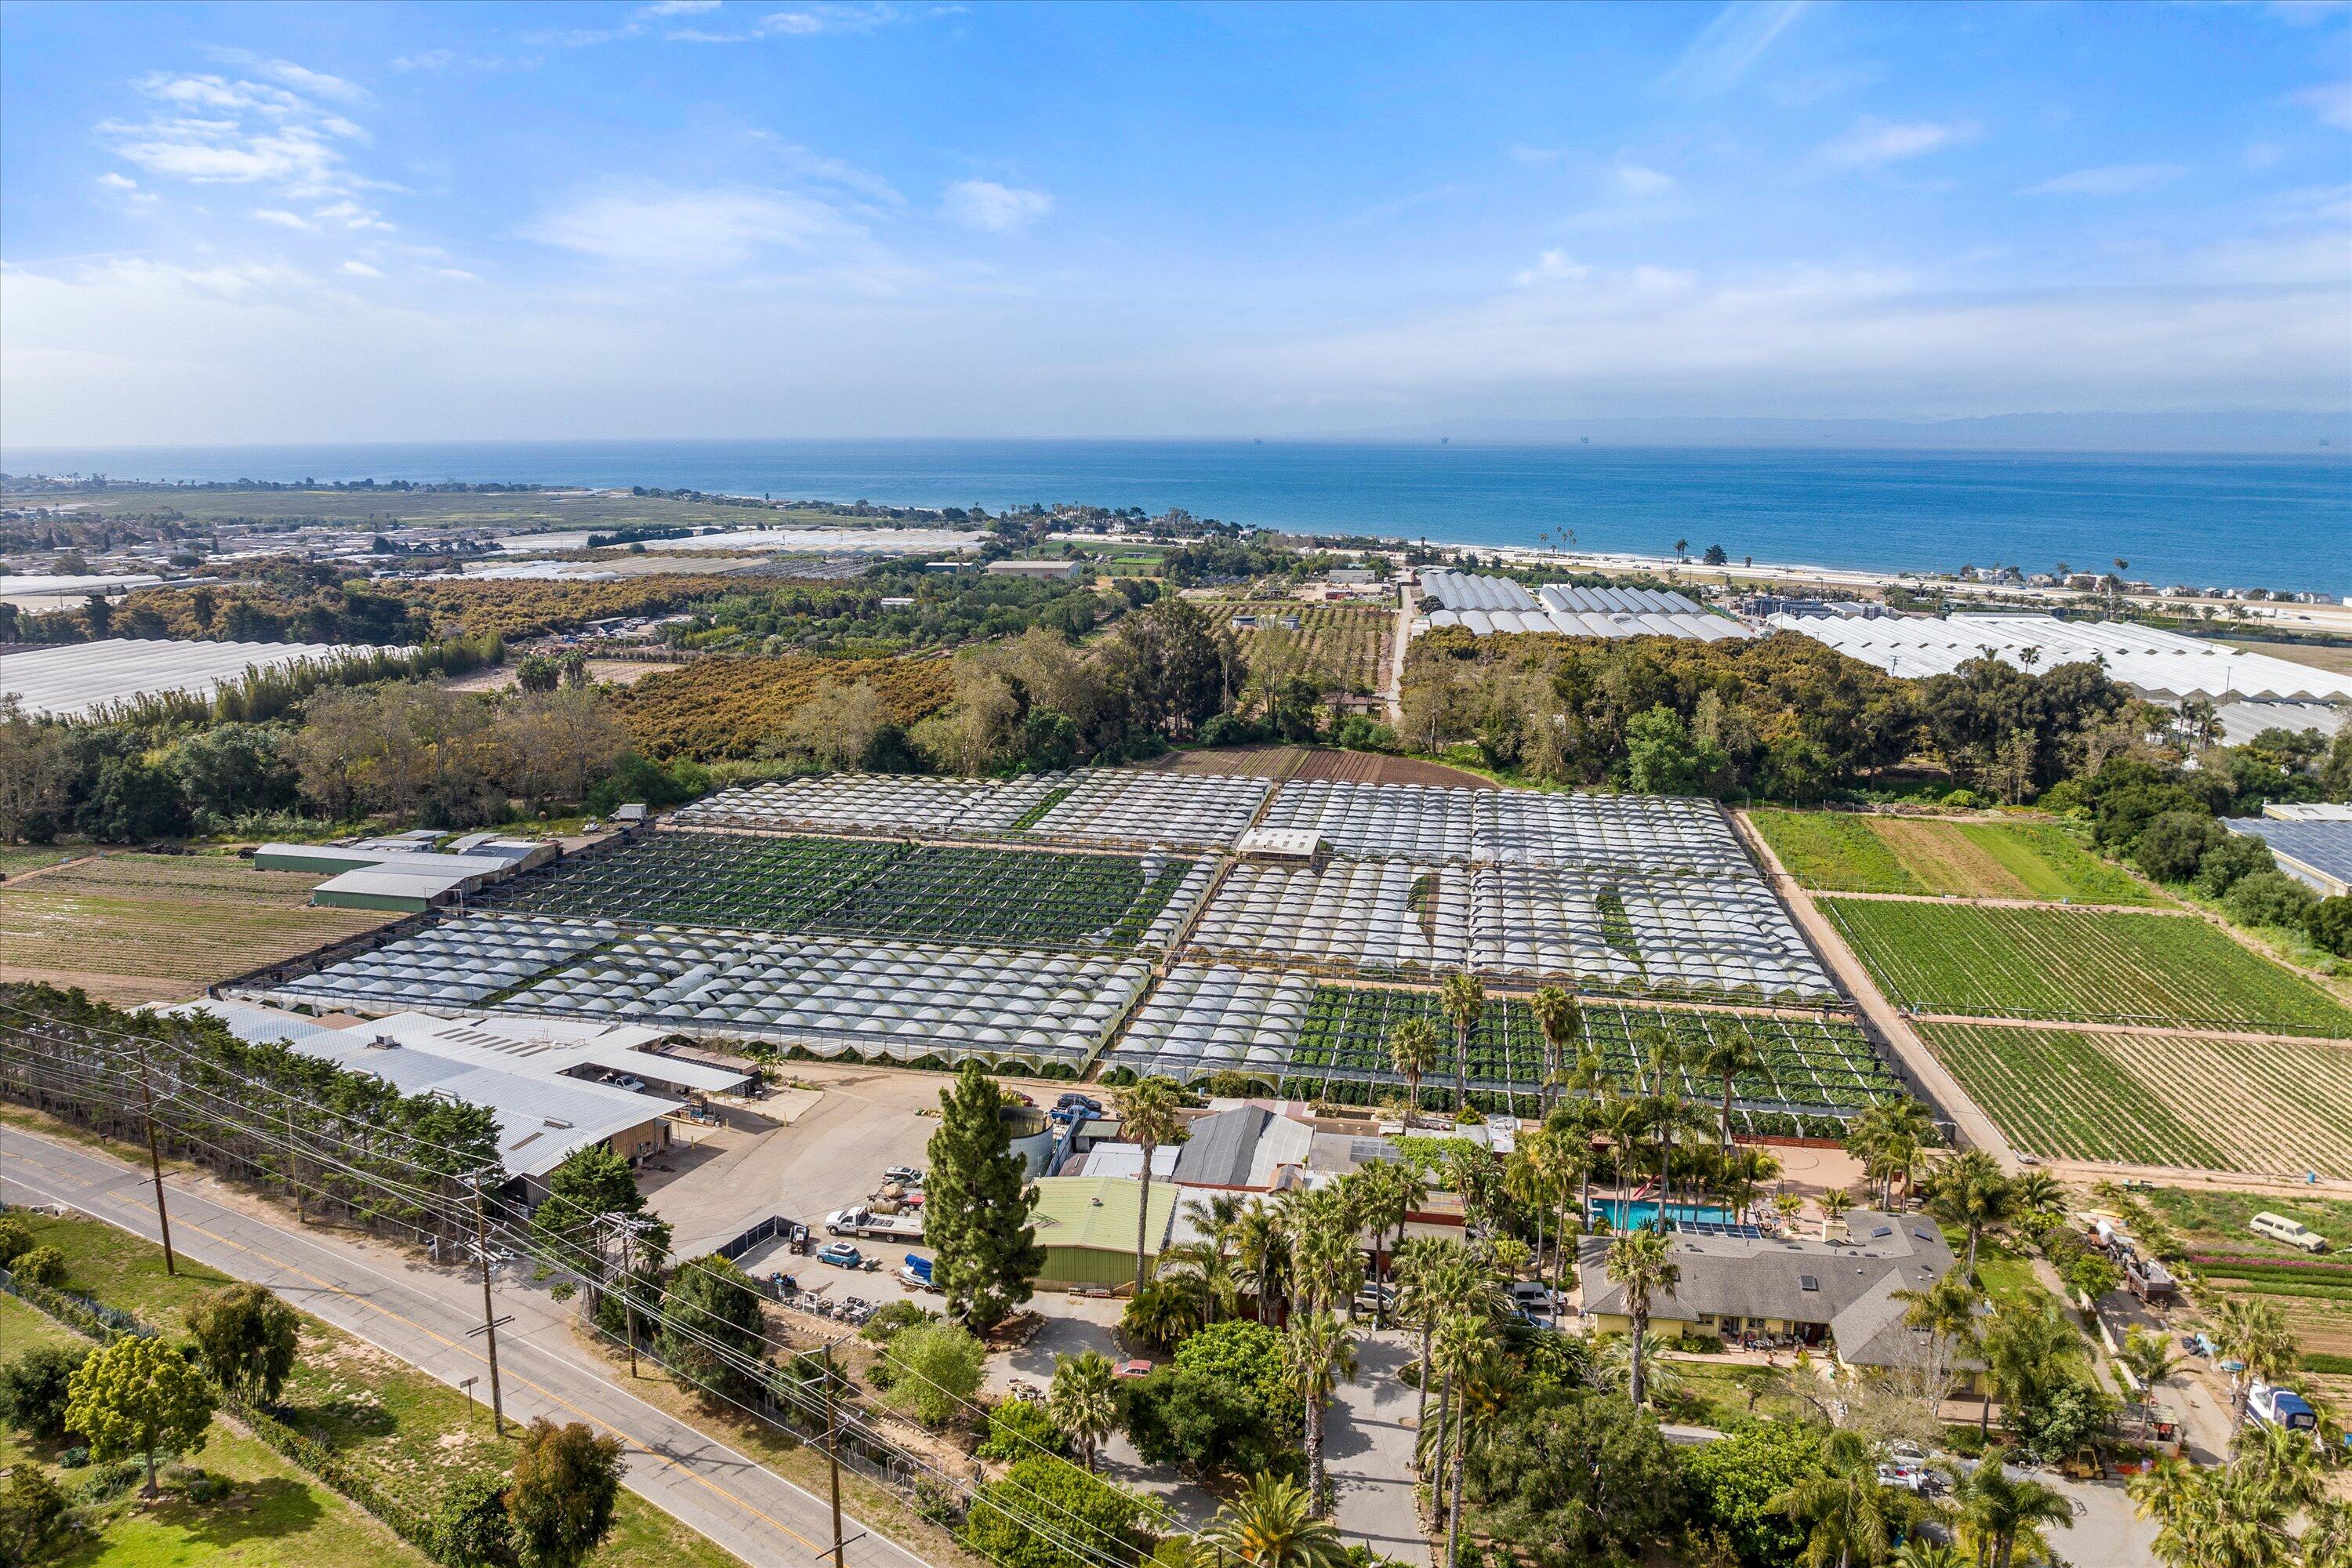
(2, 0, 2347, 445)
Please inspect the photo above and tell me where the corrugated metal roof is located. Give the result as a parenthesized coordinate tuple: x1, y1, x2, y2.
(1030, 1175, 1178, 1254)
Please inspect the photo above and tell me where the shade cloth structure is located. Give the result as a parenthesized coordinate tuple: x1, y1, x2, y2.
(1773, 613, 2352, 704)
(1, 637, 408, 719)
(1257, 780, 1753, 873)
(670, 769, 1272, 851)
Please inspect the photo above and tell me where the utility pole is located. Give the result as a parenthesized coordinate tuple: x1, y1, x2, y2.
(468, 1173, 509, 1437)
(599, 1214, 654, 1378)
(822, 1334, 847, 1568)
(133, 1038, 176, 1276)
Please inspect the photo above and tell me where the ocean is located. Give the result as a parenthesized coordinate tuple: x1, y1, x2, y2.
(5, 438, 2347, 597)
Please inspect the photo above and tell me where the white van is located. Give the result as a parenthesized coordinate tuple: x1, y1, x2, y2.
(2249, 1212, 2328, 1254)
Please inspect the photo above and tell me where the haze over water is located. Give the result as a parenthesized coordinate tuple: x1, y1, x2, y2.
(9, 440, 2348, 598)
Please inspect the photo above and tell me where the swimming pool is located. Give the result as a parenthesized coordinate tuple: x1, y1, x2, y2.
(1588, 1199, 1734, 1229)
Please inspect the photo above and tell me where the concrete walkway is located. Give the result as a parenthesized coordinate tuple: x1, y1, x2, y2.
(1325, 1330, 1431, 1567)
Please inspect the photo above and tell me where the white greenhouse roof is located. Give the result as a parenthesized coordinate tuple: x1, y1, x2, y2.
(1416, 573, 1746, 642)
(1, 637, 408, 719)
(1771, 614, 2352, 704)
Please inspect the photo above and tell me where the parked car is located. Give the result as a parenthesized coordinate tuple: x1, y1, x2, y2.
(612, 1076, 648, 1093)
(816, 1241, 865, 1269)
(883, 1166, 925, 1185)
(1114, 1359, 1153, 1379)
(1056, 1094, 1103, 1114)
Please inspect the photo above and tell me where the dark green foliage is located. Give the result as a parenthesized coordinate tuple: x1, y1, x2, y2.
(186, 1283, 301, 1404)
(532, 1145, 670, 1287)
(0, 1465, 67, 1567)
(1462, 1392, 1690, 1568)
(2132, 810, 2222, 882)
(583, 751, 707, 815)
(960, 1456, 1151, 1568)
(0, 1218, 31, 1269)
(924, 1065, 1045, 1333)
(656, 1255, 768, 1401)
(506, 1418, 624, 1568)
(2194, 831, 2275, 897)
(0, 1345, 89, 1441)
(977, 1398, 1067, 1462)
(2224, 869, 2318, 930)
(1119, 1366, 1289, 1479)
(9, 1249, 64, 1288)
(858, 1298, 935, 1344)
(1171, 1319, 1301, 1436)
(430, 1470, 518, 1567)
(2006, 1375, 2115, 1464)
(2312, 896, 2352, 958)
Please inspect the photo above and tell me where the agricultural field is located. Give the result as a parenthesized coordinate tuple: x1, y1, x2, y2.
(1821, 898, 2352, 1035)
(476, 829, 1196, 949)
(2113, 1186, 2352, 1389)
(609, 653, 953, 760)
(0, 852, 389, 1001)
(1216, 601, 1395, 696)
(0, 844, 81, 878)
(1274, 987, 1897, 1130)
(1751, 810, 2154, 903)
(1918, 1022, 2352, 1177)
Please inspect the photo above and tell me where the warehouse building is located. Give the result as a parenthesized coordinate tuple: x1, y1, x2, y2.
(2224, 807, 2352, 897)
(1028, 1175, 1184, 1287)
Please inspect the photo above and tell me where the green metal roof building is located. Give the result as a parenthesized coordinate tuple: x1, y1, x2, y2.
(1029, 1176, 1178, 1289)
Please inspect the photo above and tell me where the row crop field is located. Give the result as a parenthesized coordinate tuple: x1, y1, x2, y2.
(1216, 601, 1396, 696)
(477, 829, 1200, 949)
(1821, 898, 2352, 1035)
(1276, 988, 1898, 1129)
(1751, 810, 2155, 903)
(0, 852, 390, 998)
(1920, 1023, 2352, 1178)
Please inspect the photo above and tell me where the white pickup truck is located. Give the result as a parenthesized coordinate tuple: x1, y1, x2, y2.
(825, 1207, 927, 1243)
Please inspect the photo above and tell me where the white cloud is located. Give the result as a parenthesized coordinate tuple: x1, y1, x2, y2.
(2021, 164, 2187, 196)
(1817, 116, 1980, 169)
(2292, 79, 2352, 130)
(96, 172, 140, 192)
(340, 260, 383, 278)
(1616, 164, 1675, 195)
(252, 208, 314, 229)
(100, 71, 386, 202)
(263, 61, 366, 103)
(641, 0, 722, 13)
(393, 49, 454, 71)
(525, 186, 863, 267)
(941, 179, 1051, 232)
(1514, 250, 1591, 286)
(1660, 1, 1808, 94)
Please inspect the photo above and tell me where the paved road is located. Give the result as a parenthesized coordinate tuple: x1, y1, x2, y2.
(0, 1125, 933, 1568)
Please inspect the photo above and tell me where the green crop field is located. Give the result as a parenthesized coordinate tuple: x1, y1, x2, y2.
(1823, 898, 2352, 1035)
(1921, 1023, 2352, 1178)
(477, 829, 1192, 949)
(1751, 811, 2154, 903)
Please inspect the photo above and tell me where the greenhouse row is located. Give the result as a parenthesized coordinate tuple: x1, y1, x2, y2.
(495, 928, 1152, 1070)
(477, 829, 1207, 952)
(1254, 780, 1754, 873)
(666, 768, 1272, 851)
(1103, 971, 1898, 1127)
(256, 914, 615, 1011)
(1466, 868, 1835, 1000)
(1185, 859, 1472, 974)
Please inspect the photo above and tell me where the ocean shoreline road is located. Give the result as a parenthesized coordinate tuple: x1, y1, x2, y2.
(0, 1123, 936, 1568)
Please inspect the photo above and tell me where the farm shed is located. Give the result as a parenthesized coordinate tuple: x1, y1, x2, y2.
(312, 868, 476, 913)
(985, 559, 1085, 582)
(1028, 1176, 1180, 1287)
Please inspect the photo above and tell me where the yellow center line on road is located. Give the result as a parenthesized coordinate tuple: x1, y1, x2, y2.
(9, 1152, 824, 1561)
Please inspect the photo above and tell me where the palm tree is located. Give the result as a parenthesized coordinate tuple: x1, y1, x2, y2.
(1926, 1149, 2022, 1278)
(1196, 1472, 1350, 1568)
(1282, 1308, 1356, 1515)
(1527, 985, 1581, 1116)
(2119, 1325, 2182, 1438)
(1981, 1303, 2074, 1441)
(1047, 1350, 1118, 1472)
(1156, 1239, 1241, 1325)
(1181, 1191, 1245, 1250)
(1516, 1123, 1584, 1294)
(1952, 1461, 2074, 1568)
(1767, 1429, 1897, 1568)
(1391, 1237, 1450, 1436)
(1388, 1018, 1439, 1127)
(1691, 1025, 1773, 1151)
(1232, 1200, 1293, 1323)
(1594, 1330, 1685, 1406)
(1892, 1544, 1965, 1568)
(1603, 1228, 1679, 1409)
(2212, 1296, 2297, 1429)
(1430, 1312, 1497, 1568)
(1290, 1189, 1364, 1316)
(1113, 1076, 1188, 1294)
(2010, 1171, 2066, 1221)
(1894, 1271, 1984, 1415)
(1349, 1160, 1425, 1324)
(1600, 1096, 1649, 1219)
(1438, 972, 1485, 1111)
(1820, 1186, 1853, 1240)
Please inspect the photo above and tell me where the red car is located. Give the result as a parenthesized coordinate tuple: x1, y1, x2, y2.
(1113, 1359, 1153, 1379)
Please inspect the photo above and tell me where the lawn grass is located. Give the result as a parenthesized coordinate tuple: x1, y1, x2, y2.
(1751, 811, 2155, 903)
(8, 1210, 742, 1568)
(1822, 898, 2352, 1035)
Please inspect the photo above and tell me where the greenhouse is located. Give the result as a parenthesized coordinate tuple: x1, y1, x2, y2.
(1256, 780, 1753, 873)
(476, 829, 1205, 951)
(1468, 868, 1835, 1000)
(666, 768, 1272, 851)
(498, 928, 1151, 1074)
(1185, 859, 1472, 974)
(257, 915, 615, 1013)
(1105, 978, 1900, 1127)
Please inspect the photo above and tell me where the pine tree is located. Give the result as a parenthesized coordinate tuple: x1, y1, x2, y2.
(926, 1063, 1046, 1332)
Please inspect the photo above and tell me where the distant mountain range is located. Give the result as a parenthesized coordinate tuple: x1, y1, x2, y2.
(1337, 411, 2351, 453)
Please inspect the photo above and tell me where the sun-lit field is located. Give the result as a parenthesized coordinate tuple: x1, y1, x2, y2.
(1752, 810, 2155, 903)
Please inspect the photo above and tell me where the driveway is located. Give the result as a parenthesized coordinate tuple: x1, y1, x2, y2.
(1326, 1330, 1432, 1567)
